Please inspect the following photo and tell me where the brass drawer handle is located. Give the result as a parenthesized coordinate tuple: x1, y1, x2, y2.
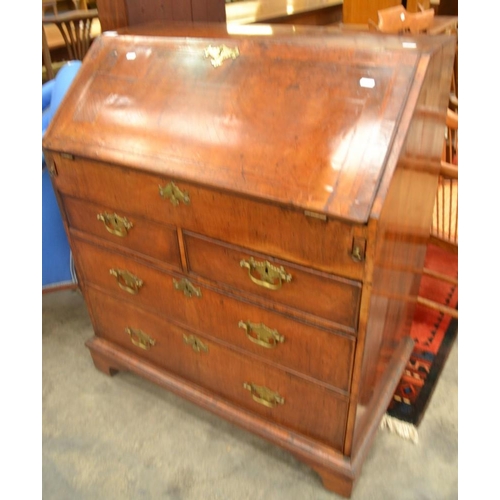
(240, 257, 292, 291)
(109, 269, 144, 294)
(173, 278, 202, 298)
(238, 320, 284, 349)
(125, 327, 155, 350)
(183, 334, 208, 353)
(243, 382, 284, 408)
(97, 212, 133, 237)
(159, 181, 190, 206)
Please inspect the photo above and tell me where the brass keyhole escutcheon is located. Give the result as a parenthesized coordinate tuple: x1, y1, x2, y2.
(183, 334, 208, 353)
(159, 181, 190, 206)
(173, 278, 202, 298)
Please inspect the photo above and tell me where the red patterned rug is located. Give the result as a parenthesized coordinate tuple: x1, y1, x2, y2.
(387, 243, 458, 426)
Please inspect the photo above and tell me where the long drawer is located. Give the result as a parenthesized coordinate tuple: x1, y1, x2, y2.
(73, 238, 355, 391)
(50, 154, 365, 281)
(63, 195, 182, 268)
(86, 287, 349, 451)
(185, 232, 361, 331)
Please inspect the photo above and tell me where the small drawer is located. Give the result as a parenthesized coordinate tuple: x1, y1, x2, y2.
(63, 195, 182, 268)
(185, 233, 362, 331)
(71, 238, 186, 321)
(86, 288, 348, 452)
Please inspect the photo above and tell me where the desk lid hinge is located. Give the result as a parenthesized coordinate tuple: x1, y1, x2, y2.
(304, 210, 327, 222)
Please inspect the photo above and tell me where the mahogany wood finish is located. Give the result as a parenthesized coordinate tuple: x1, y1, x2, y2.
(342, 0, 400, 25)
(42, 24, 456, 497)
(95, 0, 226, 31)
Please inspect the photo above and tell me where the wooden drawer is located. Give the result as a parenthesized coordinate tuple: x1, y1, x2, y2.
(74, 238, 354, 391)
(71, 237, 185, 320)
(63, 195, 182, 268)
(49, 154, 365, 280)
(87, 287, 348, 451)
(185, 232, 362, 331)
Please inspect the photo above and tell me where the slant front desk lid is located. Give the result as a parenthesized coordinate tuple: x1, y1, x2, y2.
(43, 23, 453, 223)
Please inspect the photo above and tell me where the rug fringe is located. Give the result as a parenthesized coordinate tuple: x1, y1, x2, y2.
(380, 414, 419, 444)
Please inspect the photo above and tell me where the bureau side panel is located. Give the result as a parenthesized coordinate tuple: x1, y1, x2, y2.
(349, 40, 456, 457)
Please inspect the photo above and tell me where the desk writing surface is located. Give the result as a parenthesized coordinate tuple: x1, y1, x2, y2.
(42, 24, 454, 223)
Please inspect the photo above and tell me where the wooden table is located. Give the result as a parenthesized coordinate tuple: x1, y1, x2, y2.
(426, 15, 457, 34)
(226, 0, 343, 25)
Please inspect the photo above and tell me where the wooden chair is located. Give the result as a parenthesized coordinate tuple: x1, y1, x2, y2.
(369, 4, 435, 35)
(369, 5, 410, 33)
(42, 0, 58, 16)
(45, 9, 99, 62)
(419, 108, 458, 319)
(431, 108, 458, 248)
(407, 8, 435, 34)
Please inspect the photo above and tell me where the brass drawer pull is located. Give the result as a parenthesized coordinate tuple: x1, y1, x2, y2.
(238, 320, 284, 349)
(240, 257, 292, 291)
(173, 278, 202, 298)
(97, 212, 133, 237)
(109, 269, 144, 294)
(159, 181, 190, 206)
(243, 382, 284, 408)
(125, 327, 155, 350)
(183, 334, 208, 353)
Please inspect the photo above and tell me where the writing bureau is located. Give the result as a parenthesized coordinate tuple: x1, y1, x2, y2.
(42, 23, 456, 497)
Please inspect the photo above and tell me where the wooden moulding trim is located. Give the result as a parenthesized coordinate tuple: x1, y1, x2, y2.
(42, 283, 79, 294)
(85, 337, 355, 480)
(350, 336, 415, 473)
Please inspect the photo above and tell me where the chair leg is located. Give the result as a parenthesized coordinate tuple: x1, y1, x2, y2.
(42, 26, 55, 81)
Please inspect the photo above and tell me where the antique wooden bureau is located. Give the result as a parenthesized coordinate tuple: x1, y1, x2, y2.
(42, 23, 456, 497)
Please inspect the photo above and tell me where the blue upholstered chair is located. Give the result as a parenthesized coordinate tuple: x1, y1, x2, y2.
(42, 61, 81, 291)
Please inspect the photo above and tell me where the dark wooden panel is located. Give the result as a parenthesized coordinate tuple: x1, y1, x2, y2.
(126, 0, 192, 25)
(192, 0, 226, 22)
(96, 0, 128, 30)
